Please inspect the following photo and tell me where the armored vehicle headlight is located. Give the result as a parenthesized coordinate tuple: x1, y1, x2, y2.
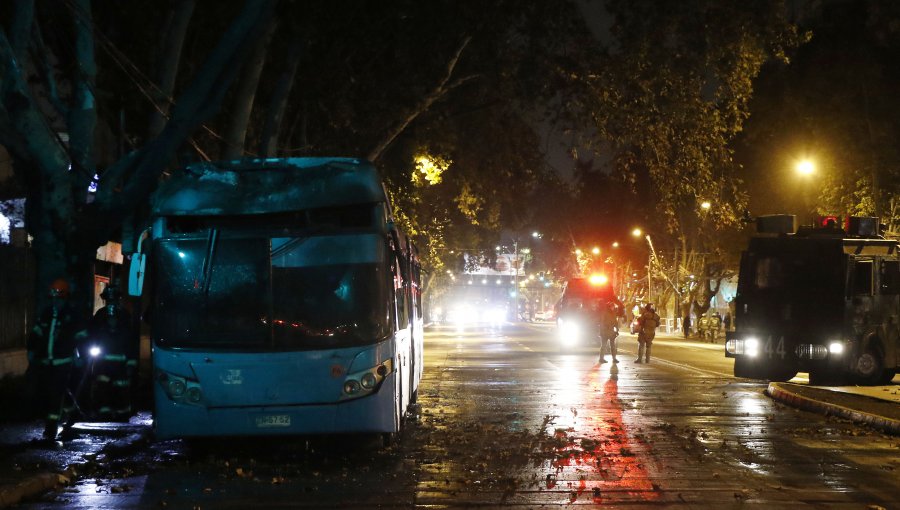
(828, 342, 844, 355)
(744, 338, 760, 357)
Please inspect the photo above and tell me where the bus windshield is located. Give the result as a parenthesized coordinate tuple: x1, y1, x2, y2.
(153, 232, 390, 350)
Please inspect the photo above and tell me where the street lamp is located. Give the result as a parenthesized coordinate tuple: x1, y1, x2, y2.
(796, 159, 815, 176)
(633, 228, 653, 303)
(700, 201, 711, 210)
(794, 157, 817, 222)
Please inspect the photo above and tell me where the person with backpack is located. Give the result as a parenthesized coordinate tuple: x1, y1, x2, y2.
(635, 303, 660, 364)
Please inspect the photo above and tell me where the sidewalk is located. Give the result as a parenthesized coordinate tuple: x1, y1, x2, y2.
(767, 382, 900, 435)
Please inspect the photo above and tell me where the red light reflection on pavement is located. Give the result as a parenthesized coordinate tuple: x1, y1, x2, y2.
(544, 364, 659, 505)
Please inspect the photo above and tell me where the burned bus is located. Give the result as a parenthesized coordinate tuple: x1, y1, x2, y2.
(726, 215, 899, 385)
(129, 158, 423, 440)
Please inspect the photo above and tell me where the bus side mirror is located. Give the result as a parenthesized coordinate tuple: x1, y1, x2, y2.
(128, 253, 146, 297)
(128, 228, 150, 297)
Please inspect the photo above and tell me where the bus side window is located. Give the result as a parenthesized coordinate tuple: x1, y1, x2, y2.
(853, 260, 874, 296)
(395, 258, 409, 328)
(880, 259, 900, 294)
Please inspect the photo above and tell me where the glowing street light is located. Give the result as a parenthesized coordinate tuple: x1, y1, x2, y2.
(575, 248, 583, 256)
(632, 228, 642, 237)
(700, 201, 711, 210)
(612, 241, 619, 248)
(592, 247, 600, 255)
(796, 159, 815, 176)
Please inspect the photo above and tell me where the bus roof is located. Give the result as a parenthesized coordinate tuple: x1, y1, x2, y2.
(152, 158, 387, 216)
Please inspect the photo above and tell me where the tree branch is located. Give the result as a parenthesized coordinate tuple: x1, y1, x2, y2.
(9, 0, 34, 62)
(148, 0, 196, 138)
(97, 0, 277, 219)
(66, 0, 98, 206)
(367, 36, 478, 162)
(30, 16, 70, 118)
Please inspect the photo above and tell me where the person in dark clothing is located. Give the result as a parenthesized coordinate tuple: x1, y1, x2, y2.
(85, 284, 137, 421)
(683, 313, 691, 339)
(26, 278, 87, 440)
(635, 303, 660, 363)
(598, 298, 626, 364)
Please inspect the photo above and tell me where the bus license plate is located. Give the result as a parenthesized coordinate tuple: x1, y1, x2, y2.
(255, 414, 291, 428)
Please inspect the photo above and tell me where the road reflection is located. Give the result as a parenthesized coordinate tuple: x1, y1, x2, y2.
(544, 361, 659, 504)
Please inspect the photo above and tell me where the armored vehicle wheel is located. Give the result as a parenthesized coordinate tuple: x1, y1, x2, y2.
(877, 369, 897, 385)
(766, 366, 799, 382)
(853, 348, 885, 386)
(809, 368, 847, 386)
(733, 357, 768, 380)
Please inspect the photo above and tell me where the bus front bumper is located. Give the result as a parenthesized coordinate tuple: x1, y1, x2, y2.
(153, 375, 398, 439)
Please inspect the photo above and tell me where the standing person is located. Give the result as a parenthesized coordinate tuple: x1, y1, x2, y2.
(598, 298, 626, 364)
(86, 283, 137, 421)
(635, 303, 660, 364)
(682, 312, 691, 339)
(26, 278, 87, 440)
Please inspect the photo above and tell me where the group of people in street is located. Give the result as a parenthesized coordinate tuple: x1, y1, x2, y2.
(26, 278, 137, 440)
(594, 300, 659, 365)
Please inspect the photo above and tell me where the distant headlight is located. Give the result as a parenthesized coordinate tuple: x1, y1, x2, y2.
(828, 341, 844, 355)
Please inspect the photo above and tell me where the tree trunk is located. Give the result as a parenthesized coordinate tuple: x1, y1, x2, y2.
(148, 0, 196, 139)
(68, 0, 98, 208)
(258, 40, 302, 157)
(222, 16, 276, 160)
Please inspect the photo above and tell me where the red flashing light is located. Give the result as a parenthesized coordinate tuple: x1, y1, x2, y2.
(588, 273, 608, 286)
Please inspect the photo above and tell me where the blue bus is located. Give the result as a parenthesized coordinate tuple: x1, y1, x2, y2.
(129, 158, 423, 441)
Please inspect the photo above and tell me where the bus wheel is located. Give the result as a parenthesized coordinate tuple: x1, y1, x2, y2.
(853, 349, 885, 386)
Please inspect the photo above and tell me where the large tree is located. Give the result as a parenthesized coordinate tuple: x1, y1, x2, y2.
(561, 0, 807, 313)
(0, 0, 276, 312)
(738, 0, 900, 232)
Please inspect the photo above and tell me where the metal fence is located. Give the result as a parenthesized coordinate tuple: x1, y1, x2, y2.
(0, 246, 34, 350)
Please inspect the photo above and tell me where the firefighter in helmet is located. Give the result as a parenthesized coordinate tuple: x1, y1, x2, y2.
(26, 278, 87, 440)
(86, 282, 137, 421)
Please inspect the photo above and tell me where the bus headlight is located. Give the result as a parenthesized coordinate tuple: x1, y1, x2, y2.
(360, 372, 377, 389)
(828, 341, 844, 355)
(169, 379, 186, 397)
(343, 380, 361, 395)
(341, 358, 392, 400)
(156, 369, 203, 405)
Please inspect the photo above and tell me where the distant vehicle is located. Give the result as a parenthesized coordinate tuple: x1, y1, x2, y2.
(726, 215, 899, 385)
(556, 274, 621, 349)
(444, 302, 507, 326)
(629, 316, 640, 335)
(130, 158, 423, 442)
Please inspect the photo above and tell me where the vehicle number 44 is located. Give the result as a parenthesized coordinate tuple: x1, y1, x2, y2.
(764, 337, 786, 359)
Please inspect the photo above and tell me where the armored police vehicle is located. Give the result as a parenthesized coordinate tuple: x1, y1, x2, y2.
(726, 215, 899, 385)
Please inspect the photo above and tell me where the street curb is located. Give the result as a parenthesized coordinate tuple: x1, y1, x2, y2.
(0, 468, 73, 508)
(766, 382, 900, 436)
(0, 427, 151, 508)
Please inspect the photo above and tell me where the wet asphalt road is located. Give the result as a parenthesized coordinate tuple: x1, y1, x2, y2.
(19, 323, 900, 508)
